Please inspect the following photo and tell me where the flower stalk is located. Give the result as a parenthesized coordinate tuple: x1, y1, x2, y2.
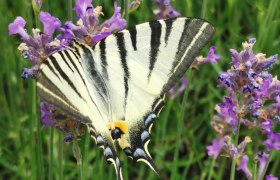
(207, 158, 216, 180)
(230, 117, 241, 180)
(259, 153, 271, 180)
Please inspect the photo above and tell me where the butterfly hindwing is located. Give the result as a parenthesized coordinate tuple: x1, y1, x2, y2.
(36, 17, 214, 179)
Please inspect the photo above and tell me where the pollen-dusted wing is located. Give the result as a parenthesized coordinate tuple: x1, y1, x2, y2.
(35, 17, 215, 180)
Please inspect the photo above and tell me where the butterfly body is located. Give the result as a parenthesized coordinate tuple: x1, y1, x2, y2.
(35, 17, 215, 180)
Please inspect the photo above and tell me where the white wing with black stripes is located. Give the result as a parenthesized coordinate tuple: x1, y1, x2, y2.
(35, 17, 215, 180)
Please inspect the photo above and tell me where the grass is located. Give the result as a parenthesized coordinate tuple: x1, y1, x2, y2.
(1, 0, 280, 179)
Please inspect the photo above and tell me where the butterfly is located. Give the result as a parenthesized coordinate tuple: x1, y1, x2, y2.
(35, 17, 215, 179)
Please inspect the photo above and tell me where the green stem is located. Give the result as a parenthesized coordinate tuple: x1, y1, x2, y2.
(201, 0, 208, 18)
(73, 138, 83, 180)
(207, 158, 216, 180)
(230, 117, 241, 180)
(28, 81, 37, 179)
(259, 153, 272, 180)
(48, 128, 54, 180)
(31, 2, 44, 179)
(171, 72, 193, 179)
(124, 0, 129, 25)
(253, 160, 257, 180)
(58, 133, 63, 180)
(82, 132, 90, 179)
(67, 0, 73, 21)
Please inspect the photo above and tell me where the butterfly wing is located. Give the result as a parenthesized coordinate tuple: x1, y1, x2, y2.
(35, 17, 215, 180)
(91, 17, 215, 172)
(36, 47, 123, 179)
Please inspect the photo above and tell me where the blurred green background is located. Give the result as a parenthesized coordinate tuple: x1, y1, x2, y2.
(1, 0, 280, 179)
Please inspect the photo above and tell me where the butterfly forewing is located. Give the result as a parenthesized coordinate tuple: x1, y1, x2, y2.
(36, 17, 215, 180)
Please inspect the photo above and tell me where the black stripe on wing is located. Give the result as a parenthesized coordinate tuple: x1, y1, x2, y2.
(115, 32, 130, 109)
(171, 18, 194, 72)
(164, 18, 174, 46)
(99, 40, 109, 79)
(148, 21, 162, 79)
(129, 26, 137, 51)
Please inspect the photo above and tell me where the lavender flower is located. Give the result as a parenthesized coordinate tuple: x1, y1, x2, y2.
(222, 136, 252, 158)
(266, 175, 279, 180)
(9, 0, 127, 79)
(8, 17, 29, 40)
(195, 46, 220, 65)
(155, 0, 180, 20)
(211, 39, 279, 136)
(208, 39, 279, 179)
(73, 0, 94, 19)
(9, 12, 63, 78)
(40, 102, 56, 127)
(263, 132, 280, 151)
(256, 151, 269, 178)
(60, 0, 126, 45)
(206, 137, 225, 158)
(237, 155, 252, 179)
(39, 12, 61, 35)
(214, 96, 238, 130)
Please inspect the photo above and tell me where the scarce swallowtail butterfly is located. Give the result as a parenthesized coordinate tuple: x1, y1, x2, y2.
(35, 17, 215, 179)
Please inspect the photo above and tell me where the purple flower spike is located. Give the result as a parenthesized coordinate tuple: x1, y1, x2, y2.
(155, 0, 180, 20)
(39, 12, 61, 35)
(207, 46, 220, 64)
(257, 151, 269, 178)
(266, 175, 278, 180)
(8, 17, 30, 40)
(73, 0, 93, 19)
(236, 155, 252, 179)
(40, 102, 56, 127)
(195, 46, 220, 66)
(168, 77, 188, 99)
(263, 132, 280, 151)
(100, 2, 127, 33)
(206, 137, 225, 158)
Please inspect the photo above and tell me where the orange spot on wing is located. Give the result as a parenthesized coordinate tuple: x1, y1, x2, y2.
(114, 121, 128, 133)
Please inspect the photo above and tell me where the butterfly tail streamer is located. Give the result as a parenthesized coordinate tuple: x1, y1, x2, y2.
(88, 125, 123, 180)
